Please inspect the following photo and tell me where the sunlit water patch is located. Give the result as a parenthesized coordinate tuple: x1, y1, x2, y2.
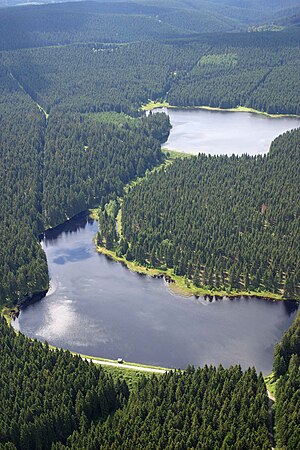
(13, 217, 299, 374)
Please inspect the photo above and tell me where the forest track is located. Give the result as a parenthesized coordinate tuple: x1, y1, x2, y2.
(88, 358, 168, 373)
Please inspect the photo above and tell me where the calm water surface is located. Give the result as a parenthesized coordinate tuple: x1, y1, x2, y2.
(156, 108, 300, 155)
(13, 217, 298, 374)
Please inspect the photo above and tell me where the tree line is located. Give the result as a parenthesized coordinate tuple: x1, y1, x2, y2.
(273, 311, 300, 450)
(2, 29, 300, 116)
(0, 314, 271, 449)
(0, 62, 170, 305)
(119, 129, 300, 299)
(0, 65, 49, 304)
(0, 317, 128, 450)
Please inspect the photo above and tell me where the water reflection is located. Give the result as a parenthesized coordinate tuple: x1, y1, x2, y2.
(155, 108, 300, 155)
(14, 217, 298, 374)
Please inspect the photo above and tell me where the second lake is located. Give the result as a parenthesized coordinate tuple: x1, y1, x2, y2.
(155, 107, 300, 155)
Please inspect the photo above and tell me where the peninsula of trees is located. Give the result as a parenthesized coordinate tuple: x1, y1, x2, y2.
(0, 1, 299, 449)
(1, 22, 300, 304)
(97, 129, 300, 299)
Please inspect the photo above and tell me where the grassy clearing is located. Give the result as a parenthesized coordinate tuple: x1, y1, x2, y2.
(265, 372, 277, 400)
(141, 100, 299, 118)
(1, 307, 15, 326)
(100, 365, 154, 389)
(141, 100, 170, 111)
(197, 105, 300, 119)
(95, 244, 284, 301)
(75, 351, 169, 371)
(162, 148, 193, 159)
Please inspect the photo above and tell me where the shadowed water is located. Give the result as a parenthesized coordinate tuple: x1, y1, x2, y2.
(13, 217, 298, 374)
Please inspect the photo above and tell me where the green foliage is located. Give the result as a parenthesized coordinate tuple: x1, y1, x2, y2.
(273, 311, 300, 378)
(0, 2, 185, 51)
(0, 59, 170, 304)
(42, 113, 166, 227)
(167, 30, 300, 115)
(198, 53, 238, 67)
(0, 317, 126, 449)
(122, 129, 300, 298)
(2, 30, 300, 117)
(0, 66, 49, 305)
(273, 312, 300, 449)
(58, 365, 271, 450)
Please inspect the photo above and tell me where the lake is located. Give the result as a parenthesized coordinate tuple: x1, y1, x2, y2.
(154, 107, 300, 155)
(13, 216, 299, 374)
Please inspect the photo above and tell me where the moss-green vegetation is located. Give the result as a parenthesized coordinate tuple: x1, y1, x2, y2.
(1, 307, 15, 326)
(86, 111, 135, 125)
(264, 372, 277, 400)
(162, 148, 193, 159)
(198, 53, 238, 68)
(197, 105, 300, 118)
(99, 365, 154, 390)
(141, 100, 171, 111)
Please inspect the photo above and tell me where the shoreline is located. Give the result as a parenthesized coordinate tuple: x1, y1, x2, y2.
(95, 244, 288, 302)
(1, 306, 170, 374)
(141, 100, 300, 119)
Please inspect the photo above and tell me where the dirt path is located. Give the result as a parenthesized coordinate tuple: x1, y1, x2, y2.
(267, 389, 276, 402)
(89, 358, 168, 373)
(267, 390, 275, 449)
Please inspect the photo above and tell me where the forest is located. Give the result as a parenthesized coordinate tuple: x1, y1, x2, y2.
(1, 30, 300, 115)
(1, 24, 298, 304)
(0, 62, 171, 304)
(0, 307, 298, 449)
(0, 317, 272, 450)
(0, 2, 299, 448)
(0, 66, 49, 305)
(273, 311, 300, 450)
(0, 317, 128, 449)
(115, 129, 300, 299)
(2, 0, 299, 49)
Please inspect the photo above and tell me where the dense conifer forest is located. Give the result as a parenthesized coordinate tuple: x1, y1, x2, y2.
(1, 30, 300, 115)
(0, 317, 128, 449)
(1, 19, 298, 304)
(118, 129, 300, 298)
(57, 366, 271, 450)
(0, 60, 170, 304)
(0, 317, 272, 450)
(0, 1, 299, 448)
(273, 311, 300, 449)
(0, 67, 49, 304)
